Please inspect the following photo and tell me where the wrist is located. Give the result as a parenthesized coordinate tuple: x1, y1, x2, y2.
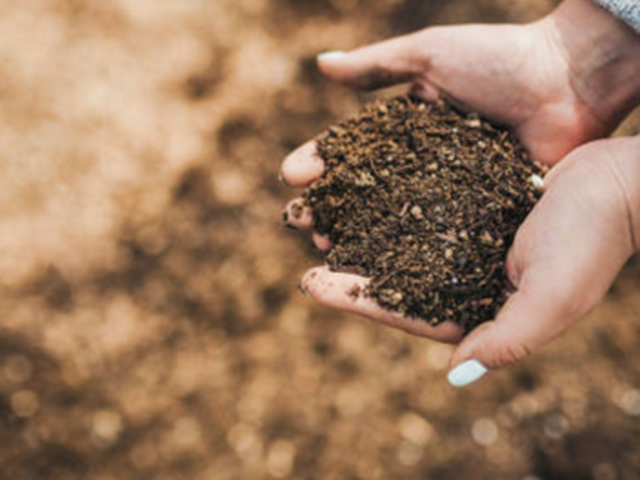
(538, 0, 640, 132)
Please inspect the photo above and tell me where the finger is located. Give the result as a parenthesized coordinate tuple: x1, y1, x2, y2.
(283, 198, 314, 230)
(281, 141, 324, 187)
(282, 199, 333, 249)
(301, 266, 464, 343)
(312, 233, 332, 251)
(317, 32, 427, 91)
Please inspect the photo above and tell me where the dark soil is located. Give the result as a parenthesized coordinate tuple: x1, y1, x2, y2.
(306, 96, 546, 331)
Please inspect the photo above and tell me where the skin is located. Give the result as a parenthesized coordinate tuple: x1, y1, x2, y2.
(282, 0, 640, 372)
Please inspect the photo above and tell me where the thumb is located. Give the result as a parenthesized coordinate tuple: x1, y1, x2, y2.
(446, 280, 574, 388)
(317, 32, 431, 91)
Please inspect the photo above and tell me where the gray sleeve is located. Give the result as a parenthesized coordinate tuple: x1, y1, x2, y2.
(592, 0, 640, 33)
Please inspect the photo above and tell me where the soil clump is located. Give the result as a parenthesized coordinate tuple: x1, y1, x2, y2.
(306, 96, 546, 331)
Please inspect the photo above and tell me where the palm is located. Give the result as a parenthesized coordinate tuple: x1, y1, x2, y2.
(507, 140, 634, 314)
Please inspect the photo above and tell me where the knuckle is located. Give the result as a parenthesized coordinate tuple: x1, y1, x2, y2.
(493, 341, 532, 367)
(475, 322, 533, 368)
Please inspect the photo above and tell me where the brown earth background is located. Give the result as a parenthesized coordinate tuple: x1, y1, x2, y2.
(0, 0, 639, 479)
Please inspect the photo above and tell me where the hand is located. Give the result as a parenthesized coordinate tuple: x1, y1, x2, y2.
(283, 0, 640, 170)
(292, 136, 640, 385)
(448, 136, 640, 384)
(282, 0, 640, 377)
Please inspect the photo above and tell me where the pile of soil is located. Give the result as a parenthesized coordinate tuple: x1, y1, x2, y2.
(306, 96, 546, 331)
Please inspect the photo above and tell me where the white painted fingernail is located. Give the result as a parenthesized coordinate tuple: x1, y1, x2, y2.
(318, 50, 346, 61)
(447, 359, 488, 387)
(530, 174, 544, 190)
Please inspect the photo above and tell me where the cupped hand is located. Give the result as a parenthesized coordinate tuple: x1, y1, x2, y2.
(282, 17, 596, 346)
(449, 136, 639, 383)
(282, 1, 640, 383)
(291, 14, 613, 169)
(287, 135, 639, 384)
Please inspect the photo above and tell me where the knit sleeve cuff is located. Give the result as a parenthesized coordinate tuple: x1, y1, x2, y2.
(592, 0, 640, 34)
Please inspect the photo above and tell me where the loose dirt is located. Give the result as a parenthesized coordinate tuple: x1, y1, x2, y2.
(306, 96, 546, 330)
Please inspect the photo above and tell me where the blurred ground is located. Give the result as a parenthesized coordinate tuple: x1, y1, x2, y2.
(0, 0, 639, 479)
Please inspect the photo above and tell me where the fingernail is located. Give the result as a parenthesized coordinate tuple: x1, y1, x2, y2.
(297, 281, 310, 297)
(282, 210, 298, 230)
(298, 269, 319, 297)
(447, 359, 488, 387)
(289, 200, 305, 220)
(318, 50, 346, 61)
